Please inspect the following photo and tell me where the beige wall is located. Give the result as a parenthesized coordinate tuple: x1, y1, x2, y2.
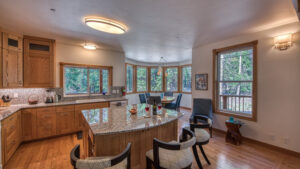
(55, 42, 125, 87)
(192, 22, 300, 152)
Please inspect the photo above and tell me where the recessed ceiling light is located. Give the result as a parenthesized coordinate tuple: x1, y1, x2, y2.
(84, 16, 128, 34)
(83, 43, 97, 50)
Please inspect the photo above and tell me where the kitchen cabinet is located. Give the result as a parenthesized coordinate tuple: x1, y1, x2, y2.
(1, 32, 23, 88)
(2, 111, 21, 164)
(36, 107, 56, 138)
(21, 108, 37, 141)
(23, 35, 55, 88)
(56, 105, 75, 134)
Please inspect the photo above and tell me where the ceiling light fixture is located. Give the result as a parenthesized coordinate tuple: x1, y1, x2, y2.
(84, 16, 128, 34)
(274, 34, 293, 50)
(83, 43, 97, 50)
(157, 57, 168, 76)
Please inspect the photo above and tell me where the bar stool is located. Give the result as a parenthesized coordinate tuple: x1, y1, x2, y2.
(146, 128, 196, 169)
(70, 143, 131, 169)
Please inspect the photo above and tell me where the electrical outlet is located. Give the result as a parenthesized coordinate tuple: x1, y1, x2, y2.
(13, 93, 18, 98)
(282, 137, 290, 145)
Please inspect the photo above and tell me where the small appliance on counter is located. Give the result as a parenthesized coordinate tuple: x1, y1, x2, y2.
(0, 95, 12, 107)
(45, 89, 55, 103)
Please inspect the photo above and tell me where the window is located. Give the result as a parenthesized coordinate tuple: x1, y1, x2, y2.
(136, 67, 147, 92)
(126, 64, 134, 93)
(165, 67, 178, 91)
(150, 67, 163, 91)
(213, 41, 257, 121)
(182, 66, 192, 92)
(61, 63, 112, 96)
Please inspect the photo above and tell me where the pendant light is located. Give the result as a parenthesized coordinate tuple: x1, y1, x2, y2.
(157, 57, 167, 76)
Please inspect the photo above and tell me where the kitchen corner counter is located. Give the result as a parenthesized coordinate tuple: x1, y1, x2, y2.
(0, 97, 127, 121)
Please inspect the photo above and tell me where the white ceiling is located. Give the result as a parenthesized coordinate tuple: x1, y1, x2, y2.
(0, 0, 298, 63)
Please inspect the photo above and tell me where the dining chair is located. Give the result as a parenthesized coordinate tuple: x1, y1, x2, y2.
(139, 93, 147, 104)
(146, 128, 196, 169)
(148, 96, 162, 105)
(164, 93, 182, 110)
(180, 115, 211, 169)
(70, 143, 131, 169)
(163, 91, 173, 97)
(190, 98, 213, 137)
(145, 93, 150, 99)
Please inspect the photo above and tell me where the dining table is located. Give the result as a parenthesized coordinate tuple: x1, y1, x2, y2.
(161, 96, 176, 106)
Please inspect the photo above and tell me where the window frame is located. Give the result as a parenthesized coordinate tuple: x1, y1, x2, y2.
(213, 40, 258, 121)
(164, 66, 179, 92)
(180, 65, 192, 94)
(60, 62, 113, 97)
(149, 66, 164, 93)
(135, 66, 148, 93)
(125, 63, 135, 93)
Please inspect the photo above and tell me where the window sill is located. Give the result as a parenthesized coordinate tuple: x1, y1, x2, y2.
(215, 110, 257, 122)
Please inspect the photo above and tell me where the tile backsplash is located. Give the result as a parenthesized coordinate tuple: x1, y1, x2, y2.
(0, 86, 124, 105)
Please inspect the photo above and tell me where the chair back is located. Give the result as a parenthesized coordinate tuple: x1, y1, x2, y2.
(148, 96, 161, 105)
(164, 91, 173, 97)
(139, 94, 147, 104)
(70, 144, 80, 169)
(145, 93, 150, 99)
(72, 143, 132, 169)
(175, 94, 182, 108)
(193, 98, 213, 119)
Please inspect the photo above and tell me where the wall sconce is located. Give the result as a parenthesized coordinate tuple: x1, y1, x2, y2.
(274, 34, 293, 50)
(83, 43, 97, 50)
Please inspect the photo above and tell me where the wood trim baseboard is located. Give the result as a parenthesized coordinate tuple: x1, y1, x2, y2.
(212, 128, 300, 158)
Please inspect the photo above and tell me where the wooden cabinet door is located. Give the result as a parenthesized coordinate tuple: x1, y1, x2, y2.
(75, 104, 94, 131)
(2, 32, 22, 51)
(2, 49, 23, 87)
(22, 109, 37, 141)
(2, 111, 22, 164)
(23, 36, 55, 88)
(36, 107, 56, 138)
(56, 105, 75, 135)
(94, 102, 110, 109)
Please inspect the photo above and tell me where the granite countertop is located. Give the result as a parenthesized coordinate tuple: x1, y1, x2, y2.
(0, 97, 127, 121)
(81, 104, 183, 135)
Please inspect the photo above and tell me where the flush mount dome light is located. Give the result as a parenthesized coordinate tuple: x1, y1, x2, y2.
(84, 16, 128, 34)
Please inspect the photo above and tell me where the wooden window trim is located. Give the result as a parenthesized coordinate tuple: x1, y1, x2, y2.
(125, 63, 135, 94)
(212, 40, 258, 122)
(135, 66, 148, 93)
(180, 65, 192, 94)
(59, 62, 113, 96)
(164, 66, 179, 93)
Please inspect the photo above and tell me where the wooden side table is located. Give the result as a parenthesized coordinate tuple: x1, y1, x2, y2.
(225, 120, 244, 145)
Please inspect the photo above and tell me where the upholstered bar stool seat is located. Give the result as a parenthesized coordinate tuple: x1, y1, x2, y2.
(180, 127, 210, 143)
(146, 141, 194, 169)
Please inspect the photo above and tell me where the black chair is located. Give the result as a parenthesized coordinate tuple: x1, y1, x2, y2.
(70, 143, 131, 169)
(146, 128, 196, 169)
(164, 93, 182, 110)
(180, 115, 211, 169)
(190, 98, 213, 137)
(164, 91, 173, 97)
(148, 96, 161, 105)
(139, 93, 147, 104)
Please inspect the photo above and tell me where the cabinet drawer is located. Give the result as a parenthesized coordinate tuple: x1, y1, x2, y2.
(94, 102, 109, 108)
(75, 104, 94, 110)
(37, 107, 55, 113)
(55, 105, 74, 112)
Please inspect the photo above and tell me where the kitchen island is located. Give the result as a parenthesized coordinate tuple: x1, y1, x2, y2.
(81, 104, 183, 169)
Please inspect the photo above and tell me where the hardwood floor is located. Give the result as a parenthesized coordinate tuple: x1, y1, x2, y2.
(5, 109, 300, 169)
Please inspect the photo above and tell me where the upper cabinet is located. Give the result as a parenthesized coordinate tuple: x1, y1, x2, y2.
(23, 36, 55, 88)
(1, 32, 23, 88)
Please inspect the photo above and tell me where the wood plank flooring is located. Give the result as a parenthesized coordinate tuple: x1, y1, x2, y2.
(5, 109, 300, 169)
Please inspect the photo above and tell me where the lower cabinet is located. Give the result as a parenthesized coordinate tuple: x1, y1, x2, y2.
(56, 105, 75, 134)
(2, 111, 21, 164)
(36, 107, 56, 138)
(21, 108, 37, 141)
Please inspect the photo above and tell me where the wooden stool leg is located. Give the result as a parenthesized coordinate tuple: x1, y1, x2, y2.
(192, 145, 203, 169)
(146, 157, 152, 169)
(199, 145, 210, 165)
